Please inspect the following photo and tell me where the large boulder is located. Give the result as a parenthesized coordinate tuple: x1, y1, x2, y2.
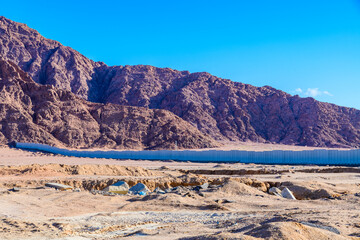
(129, 183, 150, 195)
(104, 181, 129, 194)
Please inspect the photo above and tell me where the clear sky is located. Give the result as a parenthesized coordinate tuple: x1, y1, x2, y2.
(2, 1, 360, 109)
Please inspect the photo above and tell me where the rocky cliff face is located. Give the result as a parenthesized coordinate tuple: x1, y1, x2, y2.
(0, 16, 103, 100)
(99, 67, 360, 148)
(0, 58, 218, 149)
(1, 16, 360, 148)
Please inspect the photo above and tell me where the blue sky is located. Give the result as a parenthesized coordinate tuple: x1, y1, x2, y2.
(2, 1, 360, 109)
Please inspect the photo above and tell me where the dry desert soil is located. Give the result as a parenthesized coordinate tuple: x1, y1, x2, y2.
(0, 145, 360, 239)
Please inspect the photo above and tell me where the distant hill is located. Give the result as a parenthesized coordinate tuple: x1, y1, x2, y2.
(1, 16, 360, 148)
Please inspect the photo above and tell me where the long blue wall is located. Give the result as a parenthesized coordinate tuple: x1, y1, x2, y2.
(13, 142, 360, 166)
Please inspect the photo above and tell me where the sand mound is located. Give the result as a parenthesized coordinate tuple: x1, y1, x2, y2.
(281, 182, 339, 200)
(180, 232, 258, 239)
(218, 179, 265, 196)
(124, 192, 227, 211)
(244, 221, 349, 240)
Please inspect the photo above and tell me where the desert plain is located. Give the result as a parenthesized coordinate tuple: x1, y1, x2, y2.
(0, 144, 359, 240)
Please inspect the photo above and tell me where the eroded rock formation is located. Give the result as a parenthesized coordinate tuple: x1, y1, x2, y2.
(0, 58, 218, 149)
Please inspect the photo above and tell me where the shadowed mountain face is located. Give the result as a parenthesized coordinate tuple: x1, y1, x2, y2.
(0, 58, 218, 149)
(1, 16, 360, 148)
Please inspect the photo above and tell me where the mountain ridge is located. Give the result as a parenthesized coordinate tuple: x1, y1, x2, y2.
(0, 57, 218, 149)
(1, 16, 360, 148)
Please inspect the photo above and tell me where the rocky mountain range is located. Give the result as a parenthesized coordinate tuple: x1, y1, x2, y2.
(0, 58, 217, 149)
(1, 16, 360, 148)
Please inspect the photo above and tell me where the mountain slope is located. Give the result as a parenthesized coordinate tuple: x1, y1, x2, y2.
(98, 66, 360, 147)
(0, 58, 218, 149)
(1, 16, 360, 148)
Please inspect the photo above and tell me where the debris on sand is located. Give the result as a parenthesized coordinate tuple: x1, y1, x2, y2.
(8, 187, 20, 192)
(193, 182, 209, 191)
(281, 187, 297, 200)
(45, 183, 73, 191)
(104, 181, 129, 195)
(153, 187, 165, 194)
(268, 187, 282, 197)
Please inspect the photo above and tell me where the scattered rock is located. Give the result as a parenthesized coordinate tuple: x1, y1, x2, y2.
(104, 181, 129, 195)
(172, 186, 190, 195)
(200, 182, 209, 190)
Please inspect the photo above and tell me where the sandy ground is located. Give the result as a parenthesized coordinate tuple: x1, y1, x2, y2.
(0, 146, 360, 239)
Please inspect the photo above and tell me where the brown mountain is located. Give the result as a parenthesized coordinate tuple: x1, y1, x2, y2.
(0, 58, 218, 149)
(1, 16, 360, 148)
